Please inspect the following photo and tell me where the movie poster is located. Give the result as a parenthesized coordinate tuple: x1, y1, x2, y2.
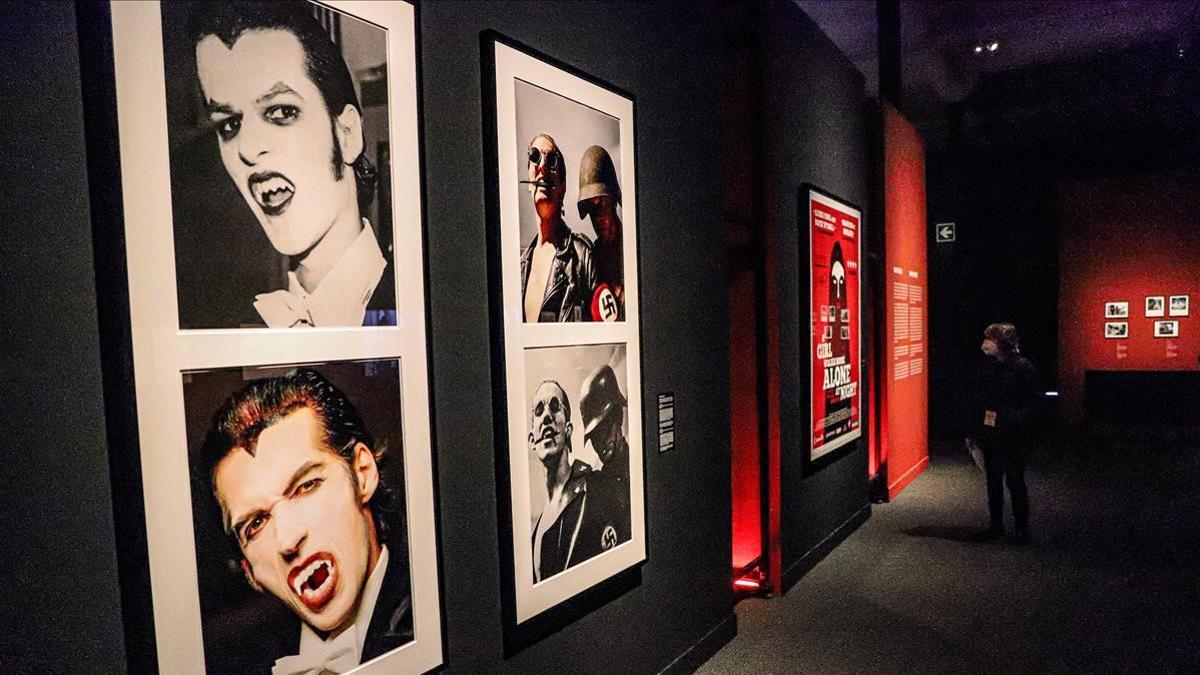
(808, 187, 862, 460)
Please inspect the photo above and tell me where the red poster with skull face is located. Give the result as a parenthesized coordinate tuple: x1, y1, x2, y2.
(808, 188, 862, 461)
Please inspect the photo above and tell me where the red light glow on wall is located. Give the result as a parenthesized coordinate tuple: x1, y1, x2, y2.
(881, 106, 929, 499)
(1057, 171, 1200, 423)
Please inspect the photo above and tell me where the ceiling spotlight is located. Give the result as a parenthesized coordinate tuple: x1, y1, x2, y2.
(987, 40, 1000, 52)
(973, 44, 984, 54)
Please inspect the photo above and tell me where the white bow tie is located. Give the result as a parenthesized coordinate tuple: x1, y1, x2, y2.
(254, 289, 315, 328)
(271, 626, 359, 675)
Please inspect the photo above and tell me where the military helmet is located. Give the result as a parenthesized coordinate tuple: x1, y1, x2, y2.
(580, 364, 626, 436)
(577, 145, 622, 219)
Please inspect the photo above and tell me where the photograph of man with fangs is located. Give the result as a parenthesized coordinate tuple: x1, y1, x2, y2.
(163, 1, 399, 329)
(186, 361, 411, 674)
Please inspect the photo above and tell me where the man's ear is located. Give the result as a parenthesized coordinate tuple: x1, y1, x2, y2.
(335, 104, 365, 166)
(351, 441, 380, 504)
(240, 558, 262, 592)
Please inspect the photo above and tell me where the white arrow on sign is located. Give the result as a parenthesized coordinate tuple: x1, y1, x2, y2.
(939, 225, 953, 239)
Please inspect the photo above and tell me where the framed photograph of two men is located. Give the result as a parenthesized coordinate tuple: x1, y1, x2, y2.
(483, 34, 647, 631)
(108, 2, 441, 673)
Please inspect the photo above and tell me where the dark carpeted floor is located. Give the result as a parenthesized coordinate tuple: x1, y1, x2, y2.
(699, 429, 1200, 674)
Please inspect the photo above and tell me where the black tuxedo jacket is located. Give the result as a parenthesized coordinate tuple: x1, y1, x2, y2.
(264, 546, 413, 673)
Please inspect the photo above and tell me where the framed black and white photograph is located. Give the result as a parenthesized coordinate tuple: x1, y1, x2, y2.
(484, 34, 645, 629)
(1146, 296, 1166, 318)
(1104, 301, 1129, 319)
(109, 2, 441, 672)
(523, 344, 633, 584)
(158, 0, 403, 330)
(1104, 321, 1128, 339)
(1169, 295, 1189, 317)
(1154, 320, 1180, 338)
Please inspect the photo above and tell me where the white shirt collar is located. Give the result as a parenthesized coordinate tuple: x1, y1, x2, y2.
(255, 221, 386, 328)
(295, 545, 389, 666)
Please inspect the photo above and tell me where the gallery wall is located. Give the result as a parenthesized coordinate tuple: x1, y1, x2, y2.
(746, 0, 872, 590)
(925, 152, 1059, 443)
(1057, 170, 1200, 424)
(420, 1, 734, 672)
(725, 0, 767, 576)
(881, 106, 929, 498)
(0, 3, 129, 670)
(9, 0, 733, 671)
(0, 0, 891, 670)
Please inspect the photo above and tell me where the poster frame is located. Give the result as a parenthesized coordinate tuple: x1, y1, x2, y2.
(1104, 301, 1129, 319)
(1154, 320, 1180, 338)
(801, 183, 864, 477)
(1103, 321, 1129, 339)
(1168, 295, 1190, 317)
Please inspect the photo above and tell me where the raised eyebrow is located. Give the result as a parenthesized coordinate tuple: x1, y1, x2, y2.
(231, 509, 264, 540)
(228, 460, 324, 535)
(205, 99, 236, 118)
(257, 81, 304, 105)
(282, 459, 324, 496)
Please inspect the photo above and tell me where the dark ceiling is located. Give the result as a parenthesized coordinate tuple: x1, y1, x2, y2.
(796, 0, 1199, 169)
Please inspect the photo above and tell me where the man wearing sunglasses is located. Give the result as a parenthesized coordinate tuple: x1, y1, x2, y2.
(528, 379, 625, 581)
(519, 134, 596, 322)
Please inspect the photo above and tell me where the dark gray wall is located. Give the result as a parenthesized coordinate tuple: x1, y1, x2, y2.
(753, 0, 872, 579)
(925, 150, 1058, 444)
(421, 2, 733, 672)
(4, 1, 735, 671)
(0, 2, 128, 671)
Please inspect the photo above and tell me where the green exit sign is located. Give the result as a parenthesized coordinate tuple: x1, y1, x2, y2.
(935, 222, 956, 243)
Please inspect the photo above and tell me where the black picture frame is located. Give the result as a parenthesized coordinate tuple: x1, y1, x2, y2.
(481, 30, 648, 654)
(800, 183, 865, 478)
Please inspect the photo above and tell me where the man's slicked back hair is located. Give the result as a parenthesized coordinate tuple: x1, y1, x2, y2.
(199, 368, 397, 547)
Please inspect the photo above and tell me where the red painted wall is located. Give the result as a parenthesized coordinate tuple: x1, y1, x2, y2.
(729, 267, 761, 571)
(882, 106, 929, 498)
(1058, 171, 1200, 423)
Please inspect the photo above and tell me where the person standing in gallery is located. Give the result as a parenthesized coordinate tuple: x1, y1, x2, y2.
(577, 145, 624, 322)
(966, 322, 1041, 544)
(519, 133, 596, 322)
(192, 2, 390, 328)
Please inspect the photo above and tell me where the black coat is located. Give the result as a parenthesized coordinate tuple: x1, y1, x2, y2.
(519, 222, 596, 322)
(971, 353, 1041, 441)
(534, 459, 631, 581)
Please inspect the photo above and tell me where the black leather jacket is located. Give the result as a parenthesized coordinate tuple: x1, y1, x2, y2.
(520, 222, 596, 322)
(533, 459, 630, 581)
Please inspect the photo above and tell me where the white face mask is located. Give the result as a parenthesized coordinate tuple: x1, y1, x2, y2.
(981, 339, 999, 357)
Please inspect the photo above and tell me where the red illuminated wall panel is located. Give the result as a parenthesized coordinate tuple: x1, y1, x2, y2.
(730, 267, 761, 571)
(882, 106, 929, 498)
(1058, 171, 1200, 423)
